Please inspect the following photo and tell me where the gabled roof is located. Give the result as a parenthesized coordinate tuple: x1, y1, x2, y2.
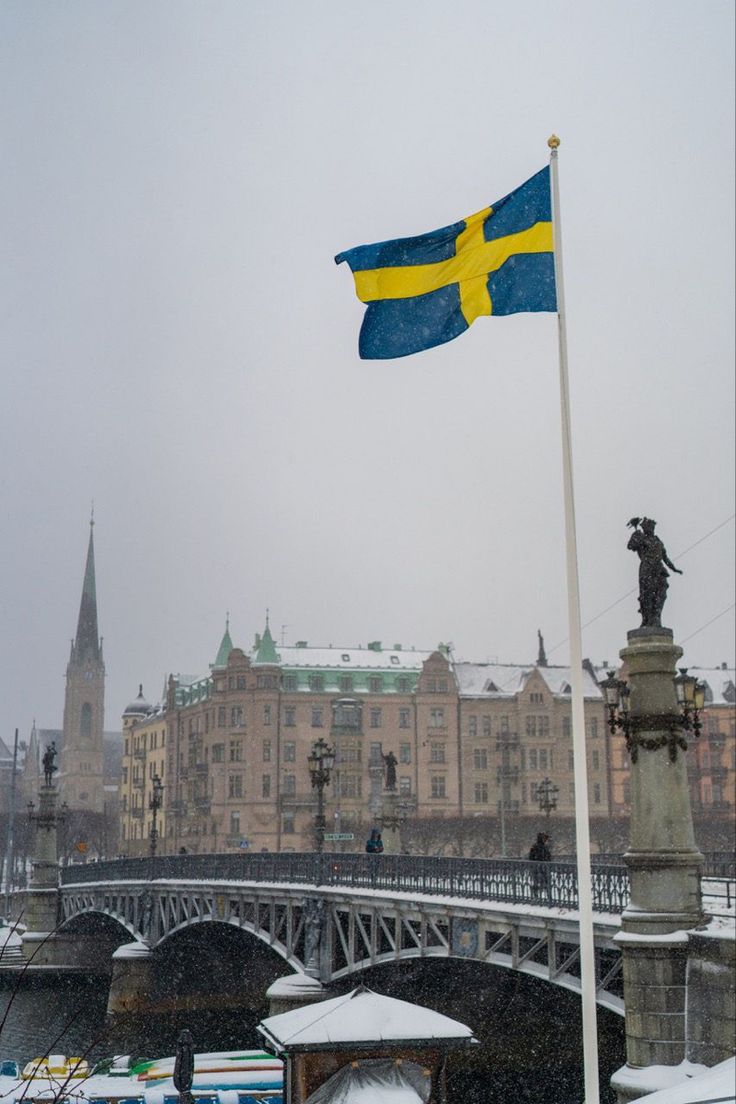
(454, 662, 602, 700)
(257, 986, 477, 1053)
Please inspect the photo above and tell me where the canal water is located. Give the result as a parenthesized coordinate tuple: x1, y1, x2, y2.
(0, 962, 625, 1103)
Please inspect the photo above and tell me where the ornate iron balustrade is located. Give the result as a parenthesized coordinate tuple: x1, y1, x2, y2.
(60, 852, 631, 913)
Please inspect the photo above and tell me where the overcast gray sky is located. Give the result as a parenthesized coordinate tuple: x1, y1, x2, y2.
(1, 0, 734, 738)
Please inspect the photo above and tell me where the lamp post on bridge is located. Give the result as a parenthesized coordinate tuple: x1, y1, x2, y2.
(533, 777, 559, 819)
(149, 774, 164, 859)
(307, 738, 335, 856)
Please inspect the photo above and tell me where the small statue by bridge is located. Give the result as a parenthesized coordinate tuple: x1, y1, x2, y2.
(382, 749, 397, 792)
(627, 517, 682, 628)
(42, 742, 58, 787)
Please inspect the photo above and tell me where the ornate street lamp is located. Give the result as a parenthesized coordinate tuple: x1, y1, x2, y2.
(533, 777, 559, 818)
(600, 667, 705, 763)
(307, 738, 335, 855)
(149, 774, 164, 859)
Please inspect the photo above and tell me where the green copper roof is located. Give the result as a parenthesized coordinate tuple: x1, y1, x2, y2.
(254, 620, 279, 665)
(213, 619, 234, 668)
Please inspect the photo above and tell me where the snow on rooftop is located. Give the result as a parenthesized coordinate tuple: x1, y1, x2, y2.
(258, 987, 476, 1051)
(276, 646, 433, 671)
(454, 662, 602, 699)
(626, 1056, 735, 1103)
(685, 665, 736, 707)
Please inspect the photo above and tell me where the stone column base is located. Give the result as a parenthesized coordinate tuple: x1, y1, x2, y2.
(266, 972, 325, 1016)
(106, 941, 155, 1016)
(611, 1059, 706, 1103)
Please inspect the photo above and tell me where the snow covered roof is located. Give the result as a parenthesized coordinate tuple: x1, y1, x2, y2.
(686, 665, 736, 707)
(257, 986, 477, 1053)
(626, 1056, 735, 1103)
(454, 662, 602, 700)
(276, 646, 432, 672)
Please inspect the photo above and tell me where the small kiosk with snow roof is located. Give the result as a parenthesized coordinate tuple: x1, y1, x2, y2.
(256, 985, 478, 1104)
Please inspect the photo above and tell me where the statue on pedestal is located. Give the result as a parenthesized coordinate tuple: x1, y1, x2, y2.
(382, 750, 397, 792)
(627, 517, 682, 627)
(42, 742, 57, 787)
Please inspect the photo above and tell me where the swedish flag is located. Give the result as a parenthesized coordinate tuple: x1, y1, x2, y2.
(335, 166, 556, 359)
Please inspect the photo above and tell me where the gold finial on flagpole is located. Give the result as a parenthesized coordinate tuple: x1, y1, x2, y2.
(547, 134, 561, 149)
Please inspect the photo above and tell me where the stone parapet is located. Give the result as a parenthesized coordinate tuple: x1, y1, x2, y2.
(685, 928, 736, 1067)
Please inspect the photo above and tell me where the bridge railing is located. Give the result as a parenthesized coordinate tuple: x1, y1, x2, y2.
(60, 853, 630, 913)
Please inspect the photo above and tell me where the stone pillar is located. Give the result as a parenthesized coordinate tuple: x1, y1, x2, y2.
(611, 628, 705, 1104)
(266, 973, 325, 1016)
(106, 941, 156, 1016)
(21, 784, 62, 959)
(379, 792, 401, 854)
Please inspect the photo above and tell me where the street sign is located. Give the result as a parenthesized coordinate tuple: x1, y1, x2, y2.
(75, 841, 88, 854)
(323, 832, 354, 841)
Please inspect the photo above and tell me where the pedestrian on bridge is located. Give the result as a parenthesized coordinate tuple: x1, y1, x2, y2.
(529, 832, 552, 901)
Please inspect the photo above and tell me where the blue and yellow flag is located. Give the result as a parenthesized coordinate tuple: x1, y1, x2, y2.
(335, 166, 556, 359)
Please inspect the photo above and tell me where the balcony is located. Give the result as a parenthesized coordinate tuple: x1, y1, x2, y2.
(497, 767, 520, 784)
(132, 747, 146, 760)
(194, 798, 211, 816)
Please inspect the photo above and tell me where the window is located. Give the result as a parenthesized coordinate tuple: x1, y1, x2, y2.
(370, 708, 382, 728)
(283, 674, 297, 692)
(592, 749, 600, 771)
(520, 748, 526, 769)
(236, 676, 247, 690)
(500, 716, 510, 734)
(562, 716, 572, 738)
(430, 742, 446, 763)
(539, 716, 550, 737)
(218, 707, 226, 727)
(430, 775, 447, 798)
(263, 740, 272, 762)
(231, 706, 244, 727)
(283, 774, 296, 795)
(230, 811, 240, 836)
(588, 717, 599, 738)
(283, 811, 295, 834)
(468, 715, 477, 737)
(529, 748, 538, 769)
(229, 740, 242, 762)
(311, 707, 323, 728)
(539, 749, 548, 769)
(257, 674, 276, 689)
(623, 781, 631, 804)
(593, 783, 601, 804)
(429, 708, 445, 728)
(338, 676, 353, 692)
(400, 776, 412, 795)
(228, 774, 243, 799)
(399, 708, 410, 729)
(284, 706, 296, 727)
(399, 743, 411, 764)
(474, 782, 489, 804)
(368, 676, 382, 693)
(80, 702, 92, 740)
(262, 774, 271, 798)
(397, 677, 410, 693)
(340, 774, 362, 797)
(284, 741, 296, 762)
(482, 715, 491, 737)
(473, 747, 488, 770)
(308, 674, 324, 691)
(263, 704, 272, 726)
(526, 716, 537, 738)
(204, 713, 209, 735)
(530, 692, 543, 704)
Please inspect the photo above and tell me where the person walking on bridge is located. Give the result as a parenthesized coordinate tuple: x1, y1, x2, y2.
(529, 832, 552, 901)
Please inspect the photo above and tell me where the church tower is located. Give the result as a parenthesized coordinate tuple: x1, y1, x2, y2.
(59, 517, 105, 813)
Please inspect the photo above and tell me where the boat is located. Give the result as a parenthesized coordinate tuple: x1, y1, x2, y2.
(0, 1050, 283, 1104)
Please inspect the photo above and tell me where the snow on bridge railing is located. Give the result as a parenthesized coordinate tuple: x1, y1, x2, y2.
(60, 853, 631, 914)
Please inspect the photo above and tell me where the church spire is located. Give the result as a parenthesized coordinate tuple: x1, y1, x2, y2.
(73, 516, 101, 662)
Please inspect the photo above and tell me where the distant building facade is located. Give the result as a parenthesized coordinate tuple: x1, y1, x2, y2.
(120, 623, 657, 857)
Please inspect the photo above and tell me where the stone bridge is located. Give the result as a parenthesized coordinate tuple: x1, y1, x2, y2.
(55, 853, 628, 1014)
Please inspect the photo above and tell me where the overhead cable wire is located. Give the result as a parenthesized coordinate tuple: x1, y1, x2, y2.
(679, 603, 736, 646)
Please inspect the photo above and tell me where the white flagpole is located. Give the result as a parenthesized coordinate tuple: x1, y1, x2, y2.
(548, 134, 600, 1104)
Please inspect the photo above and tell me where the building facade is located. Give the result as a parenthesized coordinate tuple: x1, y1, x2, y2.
(120, 623, 670, 857)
